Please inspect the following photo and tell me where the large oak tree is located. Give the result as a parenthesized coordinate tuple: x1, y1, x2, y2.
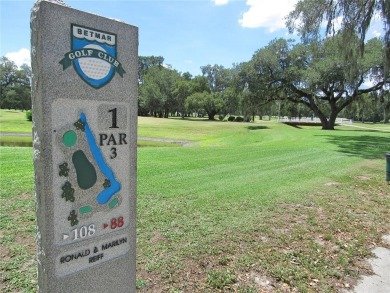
(246, 36, 388, 129)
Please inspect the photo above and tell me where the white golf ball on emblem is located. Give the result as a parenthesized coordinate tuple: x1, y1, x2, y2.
(78, 44, 112, 80)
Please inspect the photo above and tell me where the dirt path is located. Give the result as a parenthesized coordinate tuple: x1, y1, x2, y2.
(138, 136, 192, 146)
(341, 124, 390, 132)
(0, 132, 32, 136)
(352, 235, 390, 293)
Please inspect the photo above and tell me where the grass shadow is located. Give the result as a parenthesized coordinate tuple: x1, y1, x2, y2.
(169, 117, 214, 122)
(283, 122, 323, 128)
(246, 125, 269, 130)
(318, 134, 390, 159)
(0, 141, 32, 147)
(336, 128, 390, 133)
(283, 123, 302, 129)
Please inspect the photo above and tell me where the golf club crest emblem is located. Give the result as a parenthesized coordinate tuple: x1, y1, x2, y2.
(60, 24, 125, 88)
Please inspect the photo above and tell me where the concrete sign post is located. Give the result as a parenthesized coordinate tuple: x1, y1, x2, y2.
(30, 1, 138, 292)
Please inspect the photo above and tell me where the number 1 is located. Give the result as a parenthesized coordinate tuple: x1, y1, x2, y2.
(108, 108, 119, 128)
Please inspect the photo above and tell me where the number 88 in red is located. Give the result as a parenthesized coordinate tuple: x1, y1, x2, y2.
(110, 216, 124, 229)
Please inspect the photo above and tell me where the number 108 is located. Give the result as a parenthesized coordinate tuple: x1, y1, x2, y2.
(71, 224, 95, 240)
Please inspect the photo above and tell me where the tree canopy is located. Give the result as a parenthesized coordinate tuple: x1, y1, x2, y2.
(138, 55, 164, 84)
(286, 0, 390, 76)
(0, 57, 32, 110)
(139, 65, 180, 118)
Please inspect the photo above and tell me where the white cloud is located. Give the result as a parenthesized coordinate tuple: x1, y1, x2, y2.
(371, 30, 382, 38)
(5, 48, 31, 67)
(213, 0, 229, 6)
(239, 0, 297, 32)
(362, 79, 377, 89)
(367, 17, 384, 39)
(163, 63, 172, 70)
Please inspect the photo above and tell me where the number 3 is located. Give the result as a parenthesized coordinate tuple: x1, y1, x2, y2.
(110, 147, 117, 159)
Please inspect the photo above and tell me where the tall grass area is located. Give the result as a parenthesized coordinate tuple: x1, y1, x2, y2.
(1, 116, 389, 292)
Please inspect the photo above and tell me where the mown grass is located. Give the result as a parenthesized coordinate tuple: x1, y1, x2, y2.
(0, 110, 32, 133)
(1, 116, 389, 292)
(135, 118, 390, 292)
(0, 110, 186, 148)
(0, 147, 36, 292)
(0, 110, 33, 147)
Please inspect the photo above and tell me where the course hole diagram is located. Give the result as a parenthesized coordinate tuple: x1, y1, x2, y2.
(57, 112, 122, 227)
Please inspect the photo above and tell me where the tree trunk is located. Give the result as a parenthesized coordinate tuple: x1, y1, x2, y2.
(207, 110, 216, 120)
(317, 112, 337, 130)
(384, 102, 389, 124)
(327, 113, 337, 130)
(316, 112, 331, 130)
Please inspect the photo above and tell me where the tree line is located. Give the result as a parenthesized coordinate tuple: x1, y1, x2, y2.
(139, 35, 389, 129)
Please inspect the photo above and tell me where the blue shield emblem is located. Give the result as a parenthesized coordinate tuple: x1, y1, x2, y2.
(60, 24, 125, 89)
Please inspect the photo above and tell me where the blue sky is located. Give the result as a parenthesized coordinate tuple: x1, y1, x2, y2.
(0, 0, 385, 76)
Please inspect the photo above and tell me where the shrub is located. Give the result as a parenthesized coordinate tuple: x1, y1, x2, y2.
(219, 114, 225, 121)
(227, 116, 235, 122)
(26, 110, 32, 121)
(235, 116, 244, 122)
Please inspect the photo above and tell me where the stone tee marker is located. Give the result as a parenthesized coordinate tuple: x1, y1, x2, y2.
(30, 0, 138, 292)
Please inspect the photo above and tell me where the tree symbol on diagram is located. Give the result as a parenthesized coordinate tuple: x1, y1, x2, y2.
(57, 112, 122, 227)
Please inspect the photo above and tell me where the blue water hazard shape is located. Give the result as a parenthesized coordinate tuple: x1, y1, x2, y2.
(80, 113, 121, 204)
